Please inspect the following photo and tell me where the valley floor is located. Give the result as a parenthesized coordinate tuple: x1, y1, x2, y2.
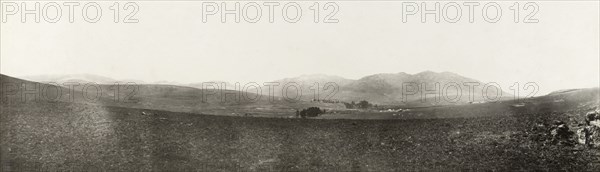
(1, 101, 599, 171)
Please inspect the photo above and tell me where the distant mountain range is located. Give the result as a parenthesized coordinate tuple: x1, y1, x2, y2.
(16, 71, 511, 105)
(269, 71, 511, 105)
(2, 73, 598, 117)
(21, 74, 145, 84)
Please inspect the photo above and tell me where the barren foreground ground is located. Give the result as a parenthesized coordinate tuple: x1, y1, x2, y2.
(1, 95, 599, 171)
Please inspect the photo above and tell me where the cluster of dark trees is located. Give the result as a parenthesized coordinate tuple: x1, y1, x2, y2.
(343, 100, 374, 109)
(310, 99, 340, 103)
(296, 107, 326, 118)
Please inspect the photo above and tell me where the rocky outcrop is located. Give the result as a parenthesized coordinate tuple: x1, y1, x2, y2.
(550, 120, 575, 145)
(576, 111, 600, 147)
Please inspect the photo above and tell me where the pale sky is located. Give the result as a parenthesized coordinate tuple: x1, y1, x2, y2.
(1, 1, 598, 95)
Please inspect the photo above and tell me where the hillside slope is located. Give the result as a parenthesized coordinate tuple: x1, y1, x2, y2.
(1, 74, 343, 116)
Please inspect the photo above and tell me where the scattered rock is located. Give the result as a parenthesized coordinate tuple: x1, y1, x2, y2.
(587, 111, 600, 127)
(550, 120, 575, 146)
(576, 127, 589, 145)
(576, 110, 600, 147)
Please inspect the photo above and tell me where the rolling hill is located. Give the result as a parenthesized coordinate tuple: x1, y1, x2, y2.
(0, 74, 343, 117)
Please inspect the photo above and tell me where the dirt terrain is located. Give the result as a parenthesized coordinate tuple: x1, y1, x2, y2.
(1, 74, 599, 171)
(1, 92, 599, 171)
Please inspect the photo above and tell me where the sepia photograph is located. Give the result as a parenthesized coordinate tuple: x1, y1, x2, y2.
(1, 0, 599, 171)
